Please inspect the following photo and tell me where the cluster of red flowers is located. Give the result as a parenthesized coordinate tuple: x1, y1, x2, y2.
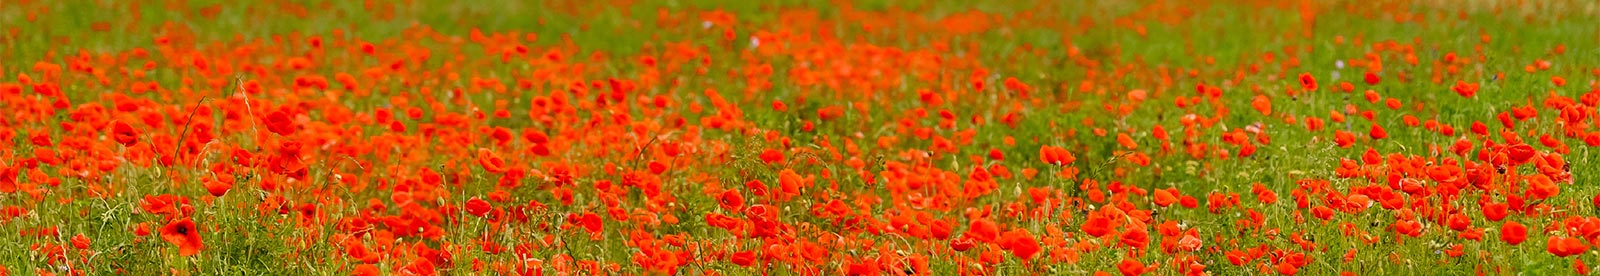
(2, 0, 1600, 275)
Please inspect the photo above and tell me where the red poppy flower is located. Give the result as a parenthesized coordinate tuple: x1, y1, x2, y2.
(577, 212, 603, 234)
(1153, 188, 1179, 207)
(759, 148, 784, 164)
(1299, 73, 1318, 91)
(29, 129, 52, 146)
(1276, 261, 1300, 275)
(160, 218, 204, 256)
(1179, 196, 1199, 209)
(1453, 81, 1479, 98)
(111, 121, 139, 146)
(965, 218, 999, 243)
(465, 197, 492, 217)
(1369, 124, 1388, 140)
(204, 178, 232, 197)
(1252, 183, 1278, 204)
(1334, 130, 1355, 148)
(1548, 236, 1589, 257)
(1460, 227, 1485, 241)
(730, 251, 757, 266)
(930, 219, 953, 240)
(1484, 202, 1510, 222)
(647, 161, 668, 174)
(1118, 258, 1146, 276)
(1083, 215, 1114, 237)
(1121, 227, 1150, 250)
(1040, 145, 1076, 166)
(477, 149, 507, 173)
(1251, 95, 1272, 115)
(353, 264, 381, 276)
(523, 129, 549, 144)
(999, 229, 1041, 261)
(398, 258, 437, 276)
(1175, 232, 1203, 252)
(1445, 214, 1472, 231)
(718, 190, 744, 210)
(1502, 221, 1528, 245)
(263, 110, 297, 136)
(1312, 206, 1335, 221)
(1528, 174, 1560, 200)
(71, 233, 91, 250)
(1394, 219, 1422, 237)
(950, 236, 977, 252)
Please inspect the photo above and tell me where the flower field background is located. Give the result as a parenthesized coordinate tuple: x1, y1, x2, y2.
(3, 0, 1600, 275)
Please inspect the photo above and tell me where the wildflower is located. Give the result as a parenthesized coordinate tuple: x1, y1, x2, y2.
(1548, 236, 1589, 257)
(71, 233, 91, 250)
(204, 178, 232, 197)
(1502, 221, 1528, 245)
(160, 218, 204, 256)
(1039, 145, 1076, 166)
(1118, 258, 1146, 276)
(759, 149, 784, 164)
(263, 110, 297, 136)
(1153, 188, 1179, 207)
(999, 229, 1041, 261)
(465, 197, 492, 217)
(111, 121, 139, 146)
(1299, 73, 1318, 91)
(1453, 81, 1479, 98)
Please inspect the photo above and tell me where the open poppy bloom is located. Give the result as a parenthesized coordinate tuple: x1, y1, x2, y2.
(1502, 221, 1528, 245)
(1548, 235, 1590, 257)
(998, 229, 1041, 261)
(1039, 145, 1076, 166)
(465, 197, 492, 217)
(110, 121, 140, 146)
(160, 218, 204, 256)
(204, 178, 233, 197)
(263, 110, 297, 136)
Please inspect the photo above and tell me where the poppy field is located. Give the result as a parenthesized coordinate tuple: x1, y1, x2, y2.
(4, 0, 1600, 275)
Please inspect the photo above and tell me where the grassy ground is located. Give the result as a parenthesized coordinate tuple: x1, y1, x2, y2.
(2, 0, 1600, 275)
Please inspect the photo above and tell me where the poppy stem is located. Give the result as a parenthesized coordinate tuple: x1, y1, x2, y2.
(173, 96, 210, 167)
(632, 135, 660, 170)
(232, 75, 261, 145)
